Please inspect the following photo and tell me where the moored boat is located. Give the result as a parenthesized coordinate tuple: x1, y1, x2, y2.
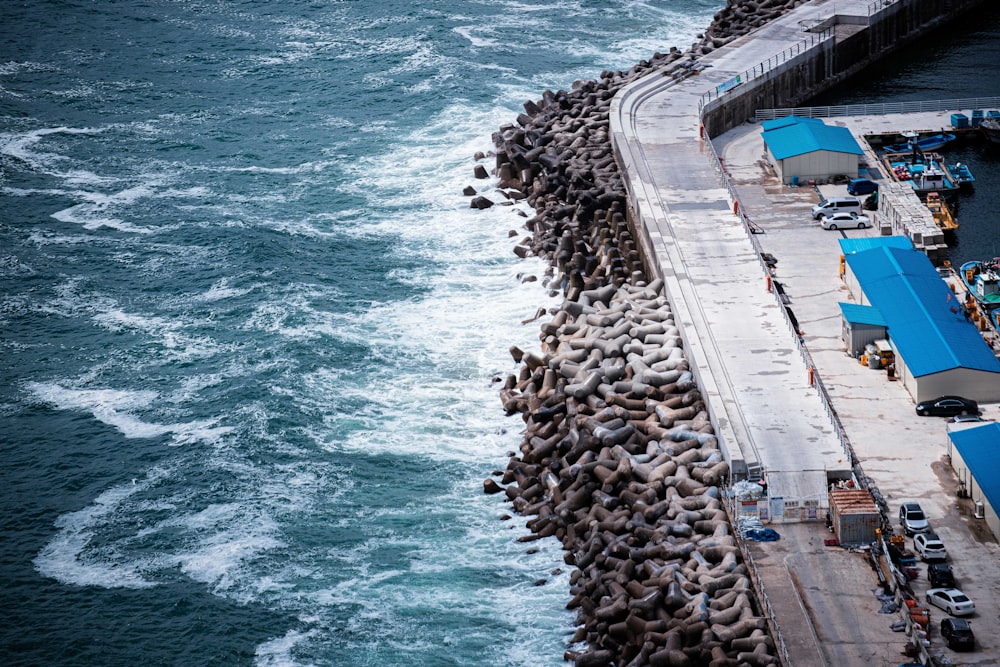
(960, 259, 1000, 308)
(882, 149, 960, 199)
(924, 192, 958, 232)
(981, 117, 1000, 145)
(947, 161, 975, 189)
(882, 132, 956, 153)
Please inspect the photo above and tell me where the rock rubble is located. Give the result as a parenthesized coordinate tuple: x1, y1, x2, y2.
(472, 2, 807, 664)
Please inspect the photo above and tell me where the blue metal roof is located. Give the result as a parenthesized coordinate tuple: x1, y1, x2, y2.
(845, 245, 1000, 377)
(840, 236, 914, 255)
(760, 115, 824, 131)
(839, 302, 887, 327)
(763, 118, 864, 161)
(950, 423, 1000, 512)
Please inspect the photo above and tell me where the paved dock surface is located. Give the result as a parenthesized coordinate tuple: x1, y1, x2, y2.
(612, 1, 1000, 665)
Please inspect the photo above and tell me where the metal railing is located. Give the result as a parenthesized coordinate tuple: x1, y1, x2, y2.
(698, 27, 834, 114)
(756, 97, 1000, 122)
(868, 0, 898, 14)
(701, 133, 858, 475)
(726, 494, 794, 667)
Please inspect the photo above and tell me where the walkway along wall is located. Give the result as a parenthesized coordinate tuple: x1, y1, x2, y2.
(700, 0, 989, 138)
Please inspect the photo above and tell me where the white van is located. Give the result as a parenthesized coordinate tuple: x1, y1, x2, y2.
(811, 196, 862, 220)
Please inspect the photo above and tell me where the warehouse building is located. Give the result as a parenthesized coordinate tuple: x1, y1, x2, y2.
(761, 116, 865, 185)
(839, 238, 1000, 403)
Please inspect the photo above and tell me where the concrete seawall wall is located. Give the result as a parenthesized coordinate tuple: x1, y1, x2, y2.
(701, 0, 988, 137)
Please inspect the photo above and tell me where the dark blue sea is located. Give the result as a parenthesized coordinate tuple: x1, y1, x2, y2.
(0, 2, 723, 665)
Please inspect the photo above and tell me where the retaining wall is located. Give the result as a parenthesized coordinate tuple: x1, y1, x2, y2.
(701, 0, 989, 138)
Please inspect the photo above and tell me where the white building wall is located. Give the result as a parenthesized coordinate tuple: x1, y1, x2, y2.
(915, 368, 1000, 404)
(779, 151, 859, 184)
(948, 443, 1000, 541)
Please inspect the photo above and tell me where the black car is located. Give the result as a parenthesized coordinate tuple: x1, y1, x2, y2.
(915, 396, 979, 417)
(941, 617, 975, 650)
(929, 562, 956, 588)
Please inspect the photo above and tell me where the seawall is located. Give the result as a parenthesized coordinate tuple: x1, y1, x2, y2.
(476, 0, 989, 665)
(700, 0, 989, 138)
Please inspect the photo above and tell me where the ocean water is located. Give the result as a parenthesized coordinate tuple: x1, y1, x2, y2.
(0, 2, 723, 666)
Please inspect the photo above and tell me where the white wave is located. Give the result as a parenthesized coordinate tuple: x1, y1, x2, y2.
(33, 468, 170, 589)
(0, 126, 109, 178)
(453, 25, 499, 48)
(25, 382, 232, 445)
(254, 629, 319, 667)
(43, 284, 227, 363)
(242, 291, 351, 341)
(197, 277, 255, 302)
(0, 60, 58, 76)
(51, 183, 161, 232)
(25, 230, 101, 246)
(173, 515, 286, 592)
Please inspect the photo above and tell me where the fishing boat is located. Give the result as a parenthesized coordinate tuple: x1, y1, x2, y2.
(882, 149, 961, 199)
(924, 192, 958, 232)
(882, 132, 956, 153)
(948, 161, 975, 189)
(981, 117, 1000, 145)
(960, 259, 1000, 308)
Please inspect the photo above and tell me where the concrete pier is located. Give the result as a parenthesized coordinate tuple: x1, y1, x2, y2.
(611, 0, 999, 664)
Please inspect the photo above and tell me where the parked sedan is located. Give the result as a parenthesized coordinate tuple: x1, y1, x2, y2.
(941, 617, 975, 650)
(898, 501, 929, 535)
(926, 588, 975, 616)
(915, 395, 979, 417)
(948, 414, 989, 424)
(913, 532, 947, 561)
(819, 211, 871, 230)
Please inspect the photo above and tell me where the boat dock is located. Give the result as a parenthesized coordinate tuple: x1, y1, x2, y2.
(610, 1, 1000, 664)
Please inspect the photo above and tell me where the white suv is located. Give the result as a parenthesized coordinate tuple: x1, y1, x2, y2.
(914, 533, 947, 561)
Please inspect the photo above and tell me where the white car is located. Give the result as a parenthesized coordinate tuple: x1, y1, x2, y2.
(926, 588, 975, 616)
(819, 211, 871, 230)
(913, 533, 947, 561)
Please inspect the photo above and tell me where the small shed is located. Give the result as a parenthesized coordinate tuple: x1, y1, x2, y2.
(839, 302, 888, 357)
(762, 116, 864, 185)
(829, 488, 880, 546)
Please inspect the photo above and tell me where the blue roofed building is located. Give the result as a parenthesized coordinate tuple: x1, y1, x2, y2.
(838, 303, 888, 357)
(840, 237, 1000, 403)
(948, 422, 1000, 540)
(762, 116, 865, 185)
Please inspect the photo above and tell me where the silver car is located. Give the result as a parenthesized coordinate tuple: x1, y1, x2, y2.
(899, 501, 929, 535)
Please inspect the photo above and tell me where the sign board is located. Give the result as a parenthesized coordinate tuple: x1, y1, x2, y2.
(716, 75, 742, 95)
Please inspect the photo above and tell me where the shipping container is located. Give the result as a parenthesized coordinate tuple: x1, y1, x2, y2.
(829, 488, 880, 546)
